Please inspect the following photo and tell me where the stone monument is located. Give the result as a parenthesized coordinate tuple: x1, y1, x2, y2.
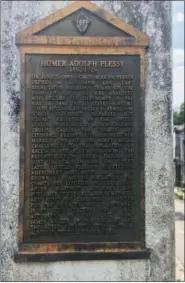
(1, 1, 175, 281)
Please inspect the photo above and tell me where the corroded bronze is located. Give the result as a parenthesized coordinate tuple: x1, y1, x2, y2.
(15, 0, 149, 261)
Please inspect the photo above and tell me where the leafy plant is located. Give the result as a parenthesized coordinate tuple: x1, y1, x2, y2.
(173, 102, 185, 125)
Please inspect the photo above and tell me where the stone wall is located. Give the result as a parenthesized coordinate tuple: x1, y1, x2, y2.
(1, 1, 174, 281)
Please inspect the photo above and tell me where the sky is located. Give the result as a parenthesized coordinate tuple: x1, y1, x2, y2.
(173, 1, 184, 110)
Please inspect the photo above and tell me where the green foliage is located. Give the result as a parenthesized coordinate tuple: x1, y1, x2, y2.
(175, 191, 183, 200)
(173, 102, 185, 125)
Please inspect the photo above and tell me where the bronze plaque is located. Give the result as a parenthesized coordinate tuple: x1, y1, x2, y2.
(24, 54, 142, 244)
(15, 0, 149, 261)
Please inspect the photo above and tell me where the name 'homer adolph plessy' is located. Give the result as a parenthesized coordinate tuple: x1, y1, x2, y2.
(40, 60, 125, 68)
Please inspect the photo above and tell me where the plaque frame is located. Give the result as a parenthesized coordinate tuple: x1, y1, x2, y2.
(15, 0, 149, 262)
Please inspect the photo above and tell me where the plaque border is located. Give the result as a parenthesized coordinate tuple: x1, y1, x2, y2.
(15, 0, 149, 261)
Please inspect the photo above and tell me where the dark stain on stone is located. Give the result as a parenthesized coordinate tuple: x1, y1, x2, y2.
(149, 251, 161, 278)
(156, 4, 172, 52)
(163, 97, 172, 135)
(158, 166, 167, 184)
(9, 90, 20, 121)
(159, 238, 167, 254)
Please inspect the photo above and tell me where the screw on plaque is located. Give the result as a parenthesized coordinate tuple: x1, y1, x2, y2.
(29, 56, 32, 61)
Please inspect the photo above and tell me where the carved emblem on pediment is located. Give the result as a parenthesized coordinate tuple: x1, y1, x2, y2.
(73, 13, 91, 34)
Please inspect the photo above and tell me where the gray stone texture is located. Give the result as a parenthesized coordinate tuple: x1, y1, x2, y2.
(1, 1, 174, 281)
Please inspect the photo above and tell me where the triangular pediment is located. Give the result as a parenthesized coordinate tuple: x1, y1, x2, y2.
(34, 8, 132, 37)
(16, 1, 149, 46)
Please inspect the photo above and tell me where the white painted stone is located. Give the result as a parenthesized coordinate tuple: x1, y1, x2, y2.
(1, 1, 174, 281)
